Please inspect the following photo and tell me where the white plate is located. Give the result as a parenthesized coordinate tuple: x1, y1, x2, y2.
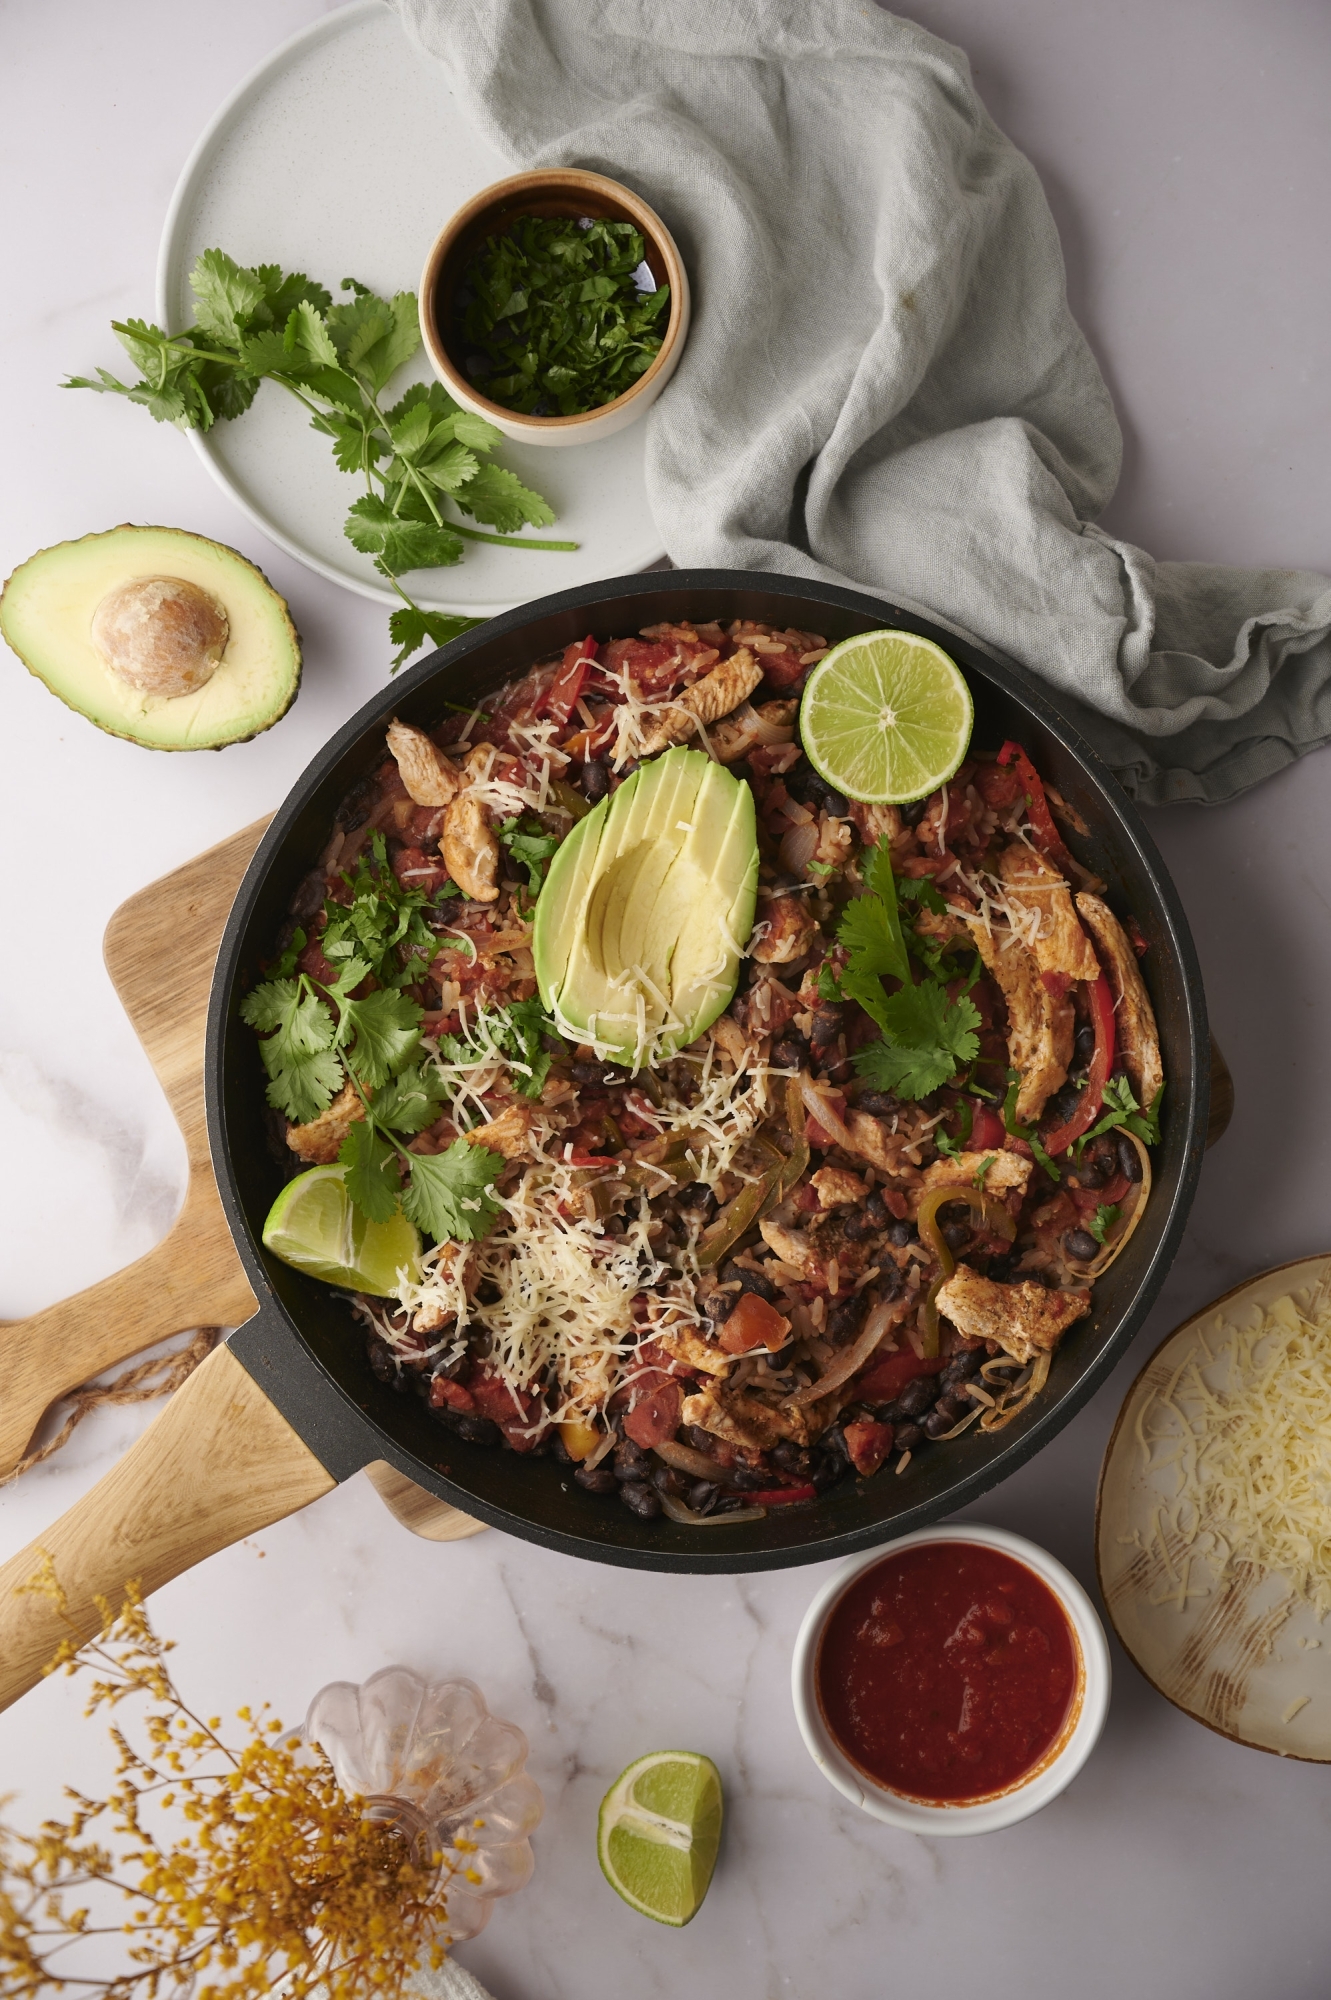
(1097, 1253, 1331, 1761)
(156, 1, 665, 614)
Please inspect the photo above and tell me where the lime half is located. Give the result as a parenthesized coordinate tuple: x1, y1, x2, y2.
(261, 1166, 420, 1296)
(800, 629, 973, 803)
(597, 1750, 723, 1927)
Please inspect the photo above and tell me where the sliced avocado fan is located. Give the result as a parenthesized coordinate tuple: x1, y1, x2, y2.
(534, 746, 759, 1068)
(0, 524, 301, 749)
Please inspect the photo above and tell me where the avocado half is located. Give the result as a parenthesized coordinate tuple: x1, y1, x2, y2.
(534, 746, 759, 1067)
(0, 524, 302, 749)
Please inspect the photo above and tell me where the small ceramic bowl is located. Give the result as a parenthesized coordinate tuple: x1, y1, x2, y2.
(419, 167, 690, 448)
(791, 1524, 1111, 1836)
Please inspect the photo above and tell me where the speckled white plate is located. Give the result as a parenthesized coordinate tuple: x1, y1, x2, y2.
(1097, 1253, 1331, 1761)
(156, 1, 665, 614)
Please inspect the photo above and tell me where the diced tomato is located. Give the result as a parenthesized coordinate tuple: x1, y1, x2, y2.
(855, 1351, 945, 1403)
(718, 1292, 792, 1355)
(843, 1419, 895, 1477)
(466, 1367, 535, 1428)
(540, 638, 596, 725)
(428, 1377, 476, 1414)
(635, 1339, 693, 1381)
(795, 1183, 822, 1213)
(880, 1186, 909, 1221)
(974, 761, 1025, 810)
(392, 845, 452, 895)
(740, 1482, 819, 1506)
(623, 1379, 684, 1450)
(969, 1104, 1007, 1151)
(596, 636, 681, 697)
(754, 646, 808, 692)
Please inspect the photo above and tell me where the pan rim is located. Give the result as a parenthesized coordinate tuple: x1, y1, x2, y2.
(205, 567, 1209, 1572)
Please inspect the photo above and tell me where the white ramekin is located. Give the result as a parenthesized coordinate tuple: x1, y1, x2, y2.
(791, 1523, 1111, 1835)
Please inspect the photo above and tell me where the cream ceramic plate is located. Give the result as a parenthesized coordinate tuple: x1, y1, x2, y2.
(1097, 1253, 1331, 1760)
(156, 2, 665, 614)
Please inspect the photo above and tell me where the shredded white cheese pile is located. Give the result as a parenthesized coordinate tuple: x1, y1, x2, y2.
(1136, 1286, 1331, 1614)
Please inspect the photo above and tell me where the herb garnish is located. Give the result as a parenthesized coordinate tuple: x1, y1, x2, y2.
(832, 842, 981, 1101)
(1089, 1202, 1121, 1244)
(1000, 1068, 1061, 1182)
(499, 815, 561, 896)
(1075, 1074, 1164, 1151)
(437, 998, 558, 1102)
(67, 250, 578, 667)
(456, 217, 671, 416)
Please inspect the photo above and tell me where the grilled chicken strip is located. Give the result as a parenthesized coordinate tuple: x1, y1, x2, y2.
(999, 846, 1100, 982)
(1075, 894, 1164, 1110)
(969, 921, 1074, 1123)
(936, 1263, 1090, 1365)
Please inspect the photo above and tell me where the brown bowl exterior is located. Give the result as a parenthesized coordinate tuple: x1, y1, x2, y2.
(208, 570, 1209, 1574)
(419, 168, 688, 435)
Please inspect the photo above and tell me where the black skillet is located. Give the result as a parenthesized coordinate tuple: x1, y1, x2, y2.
(0, 571, 1209, 1707)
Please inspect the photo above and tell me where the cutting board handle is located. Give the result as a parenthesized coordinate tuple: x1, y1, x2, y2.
(0, 1342, 333, 1716)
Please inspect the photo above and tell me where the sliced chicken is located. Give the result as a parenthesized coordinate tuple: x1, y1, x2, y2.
(811, 1166, 868, 1209)
(464, 1100, 533, 1159)
(999, 845, 1099, 982)
(386, 719, 464, 807)
(287, 1079, 364, 1164)
(752, 894, 821, 964)
(681, 1384, 817, 1452)
(1076, 893, 1165, 1110)
(442, 792, 499, 903)
(635, 647, 764, 756)
(936, 1263, 1091, 1365)
(968, 920, 1073, 1124)
(919, 1151, 1032, 1199)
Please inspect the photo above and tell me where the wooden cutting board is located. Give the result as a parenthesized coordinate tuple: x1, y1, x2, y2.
(0, 818, 482, 1544)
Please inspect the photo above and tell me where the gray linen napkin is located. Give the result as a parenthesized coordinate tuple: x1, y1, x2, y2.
(395, 0, 1331, 805)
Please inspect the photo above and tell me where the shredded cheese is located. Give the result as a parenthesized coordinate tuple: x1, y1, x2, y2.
(1136, 1287, 1331, 1615)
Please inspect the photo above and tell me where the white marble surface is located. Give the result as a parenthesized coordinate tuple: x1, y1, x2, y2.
(3, 4, 1331, 1996)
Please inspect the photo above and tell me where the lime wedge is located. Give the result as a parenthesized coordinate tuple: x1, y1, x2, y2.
(261, 1166, 420, 1296)
(597, 1750, 723, 1927)
(800, 629, 973, 803)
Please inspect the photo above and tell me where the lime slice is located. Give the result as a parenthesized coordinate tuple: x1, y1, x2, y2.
(597, 1750, 723, 1927)
(261, 1166, 420, 1296)
(800, 629, 973, 803)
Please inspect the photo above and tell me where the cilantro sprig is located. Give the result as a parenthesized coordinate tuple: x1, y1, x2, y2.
(835, 842, 981, 1102)
(498, 816, 561, 897)
(437, 998, 558, 1102)
(1000, 1068, 1061, 1182)
(1089, 1202, 1121, 1244)
(67, 251, 578, 668)
(1076, 1074, 1164, 1152)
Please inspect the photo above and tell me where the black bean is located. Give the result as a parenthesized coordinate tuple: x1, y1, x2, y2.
(822, 1425, 851, 1462)
(687, 1479, 719, 1514)
(574, 1462, 618, 1494)
(618, 1481, 662, 1518)
(679, 1182, 718, 1221)
(1065, 1228, 1099, 1262)
(923, 1408, 956, 1439)
(896, 1376, 938, 1418)
(893, 1421, 924, 1450)
(843, 1210, 874, 1242)
(941, 1219, 972, 1254)
(789, 766, 848, 817)
(772, 1441, 814, 1476)
(811, 1449, 846, 1490)
(335, 775, 375, 831)
(947, 1347, 984, 1379)
(773, 1035, 809, 1069)
(1118, 1132, 1144, 1182)
(570, 1059, 604, 1084)
(453, 1413, 500, 1446)
(683, 1424, 719, 1454)
(827, 1297, 866, 1342)
(581, 758, 609, 804)
(718, 1261, 779, 1304)
(810, 1007, 844, 1048)
(984, 1253, 1016, 1283)
(613, 1440, 652, 1482)
(886, 1218, 916, 1246)
(864, 1190, 890, 1228)
(651, 1465, 687, 1498)
(367, 1339, 398, 1386)
(1077, 1152, 1109, 1189)
(934, 1392, 970, 1425)
(856, 1091, 899, 1117)
(899, 797, 928, 826)
(1074, 1022, 1096, 1066)
(291, 869, 326, 922)
(1045, 1084, 1082, 1127)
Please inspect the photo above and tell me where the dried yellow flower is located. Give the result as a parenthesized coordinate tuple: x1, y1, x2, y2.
(0, 1558, 457, 2000)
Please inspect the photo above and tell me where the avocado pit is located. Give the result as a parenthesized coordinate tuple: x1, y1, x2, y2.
(91, 575, 230, 698)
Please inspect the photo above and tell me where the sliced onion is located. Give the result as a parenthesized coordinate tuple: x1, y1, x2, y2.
(785, 1299, 898, 1406)
(779, 821, 820, 874)
(752, 703, 796, 746)
(799, 1072, 856, 1151)
(653, 1439, 735, 1484)
(660, 1494, 768, 1527)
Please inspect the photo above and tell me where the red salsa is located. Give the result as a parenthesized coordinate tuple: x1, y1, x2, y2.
(816, 1542, 1079, 1804)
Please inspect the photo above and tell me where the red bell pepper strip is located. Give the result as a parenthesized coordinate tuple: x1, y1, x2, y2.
(997, 741, 1079, 879)
(968, 1101, 1007, 1151)
(736, 1483, 818, 1508)
(541, 637, 597, 726)
(1044, 973, 1116, 1155)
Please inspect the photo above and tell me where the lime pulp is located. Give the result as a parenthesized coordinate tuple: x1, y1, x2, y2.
(799, 628, 973, 804)
(597, 1750, 723, 1927)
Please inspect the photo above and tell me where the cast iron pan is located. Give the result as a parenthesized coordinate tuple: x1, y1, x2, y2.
(0, 571, 1208, 1707)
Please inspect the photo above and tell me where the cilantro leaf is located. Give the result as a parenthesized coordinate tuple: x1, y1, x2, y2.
(338, 1118, 401, 1226)
(1089, 1202, 1121, 1244)
(852, 982, 980, 1099)
(499, 816, 561, 895)
(1000, 1068, 1060, 1181)
(285, 299, 339, 370)
(344, 494, 464, 575)
(239, 978, 342, 1123)
(190, 249, 266, 346)
(373, 1063, 449, 1136)
(972, 1155, 997, 1187)
(338, 987, 422, 1088)
(835, 841, 911, 1026)
(935, 1129, 963, 1159)
(458, 462, 557, 532)
(401, 1139, 505, 1242)
(1077, 1075, 1164, 1151)
(388, 606, 485, 671)
(437, 998, 556, 1101)
(898, 875, 947, 915)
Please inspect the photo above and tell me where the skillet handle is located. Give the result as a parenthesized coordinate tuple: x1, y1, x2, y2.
(0, 1343, 333, 1716)
(1206, 1034, 1235, 1149)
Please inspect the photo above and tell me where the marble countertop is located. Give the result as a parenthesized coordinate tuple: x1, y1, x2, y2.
(3, 4, 1330, 1995)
